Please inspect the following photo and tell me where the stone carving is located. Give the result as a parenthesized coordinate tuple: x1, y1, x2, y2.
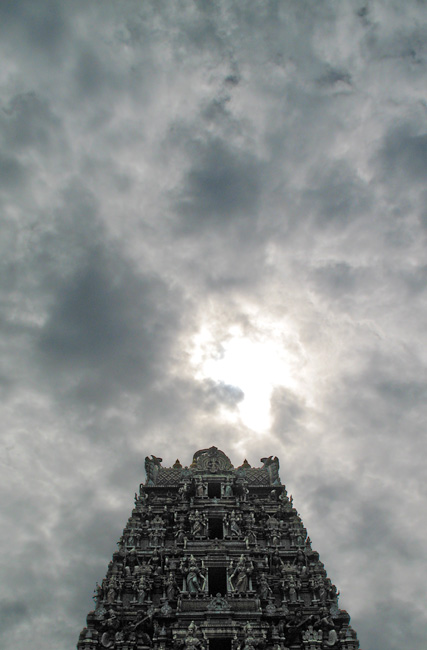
(285, 611, 314, 646)
(310, 574, 327, 605)
(229, 554, 253, 593)
(302, 625, 322, 642)
(93, 582, 103, 609)
(222, 481, 234, 497)
(195, 480, 207, 497)
(145, 455, 162, 486)
(181, 621, 206, 650)
(282, 573, 301, 603)
(207, 593, 228, 611)
(160, 600, 173, 616)
(192, 447, 233, 473)
(164, 571, 180, 601)
(106, 576, 121, 604)
(239, 622, 259, 650)
(314, 608, 339, 647)
(133, 569, 153, 604)
(224, 510, 242, 537)
(257, 572, 272, 600)
(261, 456, 280, 485)
(189, 509, 207, 537)
(181, 555, 206, 594)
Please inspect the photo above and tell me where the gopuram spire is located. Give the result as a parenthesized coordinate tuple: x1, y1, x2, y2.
(77, 446, 360, 650)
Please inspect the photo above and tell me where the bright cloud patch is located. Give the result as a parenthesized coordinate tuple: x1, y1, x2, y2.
(191, 324, 300, 431)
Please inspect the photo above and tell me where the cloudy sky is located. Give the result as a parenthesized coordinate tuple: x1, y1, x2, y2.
(1, 1, 426, 648)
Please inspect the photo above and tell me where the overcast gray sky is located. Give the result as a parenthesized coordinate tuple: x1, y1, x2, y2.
(1, 1, 426, 649)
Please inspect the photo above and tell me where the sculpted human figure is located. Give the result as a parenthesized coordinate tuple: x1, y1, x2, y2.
(93, 582, 103, 608)
(314, 608, 338, 647)
(182, 555, 206, 594)
(285, 610, 314, 646)
(189, 510, 206, 537)
(223, 512, 231, 536)
(195, 480, 207, 497)
(134, 571, 152, 604)
(229, 510, 241, 537)
(164, 571, 180, 601)
(270, 549, 281, 574)
(287, 574, 300, 603)
(149, 548, 162, 575)
(294, 548, 308, 574)
(230, 555, 253, 594)
(175, 523, 186, 546)
(183, 621, 205, 650)
(257, 572, 272, 600)
(223, 482, 234, 497)
(106, 577, 117, 604)
(241, 622, 258, 650)
(311, 574, 326, 605)
(244, 525, 257, 548)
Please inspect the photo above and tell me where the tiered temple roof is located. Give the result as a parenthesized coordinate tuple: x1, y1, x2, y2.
(77, 446, 359, 650)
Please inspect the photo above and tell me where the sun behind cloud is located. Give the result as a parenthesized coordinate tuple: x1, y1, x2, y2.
(190, 322, 301, 431)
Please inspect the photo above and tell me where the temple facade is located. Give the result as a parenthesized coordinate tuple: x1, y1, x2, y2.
(77, 447, 360, 650)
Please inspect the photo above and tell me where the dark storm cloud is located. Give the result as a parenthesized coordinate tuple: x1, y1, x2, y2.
(270, 387, 307, 445)
(331, 349, 427, 433)
(38, 249, 181, 405)
(0, 0, 68, 57)
(201, 379, 244, 408)
(379, 124, 427, 183)
(305, 162, 373, 227)
(317, 65, 352, 88)
(0, 153, 26, 188)
(0, 600, 28, 632)
(1, 91, 62, 155)
(362, 599, 427, 650)
(174, 137, 263, 229)
(310, 262, 360, 296)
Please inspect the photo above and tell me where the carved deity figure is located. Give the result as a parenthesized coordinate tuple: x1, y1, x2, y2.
(189, 510, 206, 537)
(270, 549, 281, 574)
(93, 582, 103, 608)
(106, 577, 118, 604)
(229, 510, 242, 536)
(314, 608, 338, 647)
(174, 523, 186, 545)
(164, 571, 180, 601)
(134, 571, 152, 604)
(244, 525, 257, 548)
(195, 482, 206, 497)
(182, 556, 206, 594)
(183, 621, 205, 650)
(241, 622, 258, 650)
(207, 593, 228, 611)
(287, 574, 300, 603)
(257, 572, 272, 600)
(229, 555, 253, 594)
(223, 482, 234, 497)
(311, 574, 327, 605)
(294, 548, 308, 574)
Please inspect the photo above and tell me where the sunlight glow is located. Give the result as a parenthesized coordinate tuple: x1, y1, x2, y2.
(190, 325, 299, 432)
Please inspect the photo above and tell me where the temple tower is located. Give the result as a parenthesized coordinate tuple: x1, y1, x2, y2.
(77, 447, 360, 650)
